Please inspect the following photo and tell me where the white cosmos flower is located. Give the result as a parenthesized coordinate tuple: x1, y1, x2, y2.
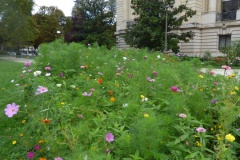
(123, 57, 127, 61)
(56, 84, 62, 87)
(11, 80, 14, 83)
(45, 73, 51, 76)
(33, 71, 41, 76)
(70, 85, 76, 88)
(157, 55, 161, 59)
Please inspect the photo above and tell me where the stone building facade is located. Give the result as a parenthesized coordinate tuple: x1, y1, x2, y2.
(115, 0, 240, 56)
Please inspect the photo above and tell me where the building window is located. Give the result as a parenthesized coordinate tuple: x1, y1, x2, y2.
(219, 35, 231, 49)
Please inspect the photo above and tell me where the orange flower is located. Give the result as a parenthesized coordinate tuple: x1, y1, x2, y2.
(41, 119, 51, 124)
(108, 90, 113, 95)
(110, 97, 115, 102)
(39, 158, 47, 160)
(98, 78, 103, 84)
(84, 65, 88, 69)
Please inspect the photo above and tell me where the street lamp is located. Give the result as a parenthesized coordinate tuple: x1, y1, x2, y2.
(58, 17, 67, 42)
(158, 0, 168, 52)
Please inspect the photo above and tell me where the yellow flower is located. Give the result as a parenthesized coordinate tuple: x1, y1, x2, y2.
(217, 136, 222, 141)
(140, 95, 145, 99)
(110, 97, 115, 102)
(12, 140, 16, 145)
(200, 88, 204, 92)
(196, 141, 202, 147)
(199, 75, 204, 78)
(39, 140, 45, 143)
(211, 128, 214, 131)
(225, 134, 235, 142)
(235, 86, 239, 91)
(20, 133, 24, 137)
(144, 113, 149, 118)
(22, 120, 26, 123)
(194, 134, 198, 138)
(115, 84, 119, 87)
(61, 102, 65, 105)
(230, 91, 236, 95)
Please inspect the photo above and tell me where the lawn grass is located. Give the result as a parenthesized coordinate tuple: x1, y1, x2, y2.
(0, 60, 23, 149)
(0, 60, 23, 90)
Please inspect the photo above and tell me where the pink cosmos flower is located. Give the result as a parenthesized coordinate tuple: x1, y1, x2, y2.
(35, 86, 48, 95)
(26, 151, 34, 159)
(196, 127, 206, 133)
(45, 66, 51, 71)
(4, 103, 20, 117)
(24, 62, 31, 67)
(171, 86, 179, 92)
(178, 113, 187, 118)
(54, 157, 63, 160)
(105, 133, 114, 142)
(222, 65, 231, 70)
(82, 92, 92, 96)
(209, 71, 215, 75)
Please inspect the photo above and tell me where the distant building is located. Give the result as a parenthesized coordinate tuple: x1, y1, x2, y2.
(115, 0, 240, 56)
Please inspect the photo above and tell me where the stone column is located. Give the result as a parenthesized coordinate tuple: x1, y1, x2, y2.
(208, 0, 217, 12)
(202, 0, 217, 24)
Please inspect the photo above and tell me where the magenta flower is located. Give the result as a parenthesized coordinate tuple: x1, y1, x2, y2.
(196, 127, 206, 133)
(153, 71, 158, 76)
(106, 149, 110, 154)
(4, 103, 20, 118)
(171, 86, 179, 92)
(45, 66, 51, 71)
(178, 113, 187, 118)
(58, 73, 64, 77)
(105, 133, 114, 142)
(211, 99, 217, 104)
(54, 157, 63, 160)
(24, 62, 31, 67)
(34, 145, 40, 150)
(26, 152, 34, 159)
(35, 86, 48, 95)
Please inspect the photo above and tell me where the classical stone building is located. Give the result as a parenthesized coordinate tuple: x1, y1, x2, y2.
(115, 0, 240, 56)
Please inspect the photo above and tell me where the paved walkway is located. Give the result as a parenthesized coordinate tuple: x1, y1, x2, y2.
(0, 56, 34, 63)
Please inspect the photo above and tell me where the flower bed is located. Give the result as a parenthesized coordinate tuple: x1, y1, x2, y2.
(1, 41, 240, 159)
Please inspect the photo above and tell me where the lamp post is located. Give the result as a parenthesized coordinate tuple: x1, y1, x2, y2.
(158, 0, 168, 52)
(58, 17, 67, 42)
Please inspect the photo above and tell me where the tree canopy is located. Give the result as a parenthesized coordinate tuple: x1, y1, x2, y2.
(32, 6, 66, 49)
(124, 0, 196, 53)
(0, 0, 37, 49)
(66, 0, 116, 49)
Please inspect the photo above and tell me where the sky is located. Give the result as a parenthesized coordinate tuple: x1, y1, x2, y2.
(33, 0, 75, 16)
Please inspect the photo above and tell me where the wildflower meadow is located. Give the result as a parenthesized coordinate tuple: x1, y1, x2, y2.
(1, 41, 240, 160)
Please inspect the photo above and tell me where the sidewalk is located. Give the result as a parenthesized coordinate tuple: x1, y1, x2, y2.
(0, 56, 34, 63)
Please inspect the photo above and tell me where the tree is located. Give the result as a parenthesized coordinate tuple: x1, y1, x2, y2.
(0, 0, 37, 50)
(66, 0, 116, 49)
(32, 6, 65, 49)
(124, 0, 196, 53)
